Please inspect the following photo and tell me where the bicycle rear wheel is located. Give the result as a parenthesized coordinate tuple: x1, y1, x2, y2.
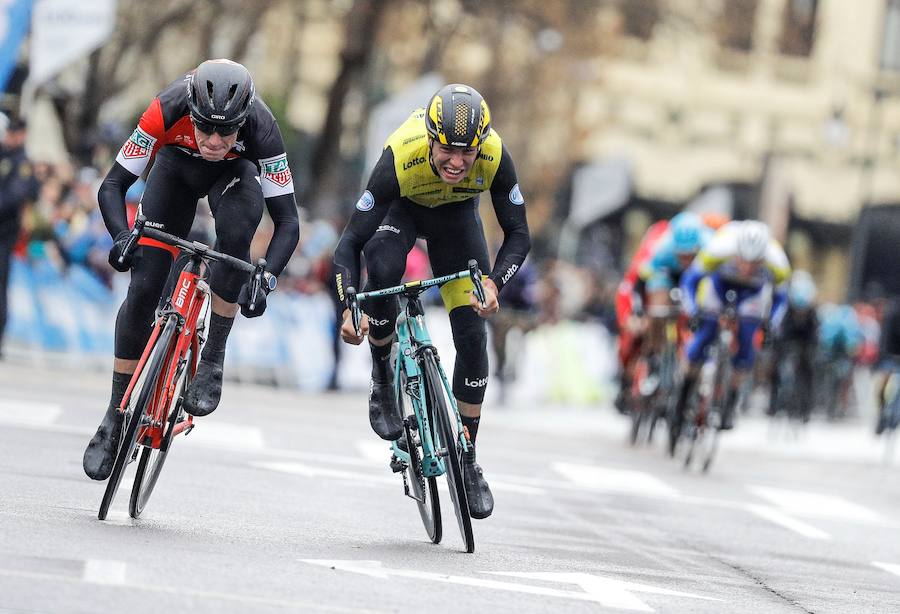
(397, 369, 441, 544)
(129, 339, 192, 518)
(423, 351, 474, 553)
(98, 317, 176, 520)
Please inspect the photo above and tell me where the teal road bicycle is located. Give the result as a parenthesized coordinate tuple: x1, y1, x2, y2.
(346, 260, 486, 553)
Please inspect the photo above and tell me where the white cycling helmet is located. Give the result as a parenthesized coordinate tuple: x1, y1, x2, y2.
(736, 220, 770, 262)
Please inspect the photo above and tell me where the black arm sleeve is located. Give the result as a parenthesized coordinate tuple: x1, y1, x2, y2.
(262, 193, 300, 277)
(98, 161, 139, 238)
(332, 147, 400, 304)
(487, 145, 531, 292)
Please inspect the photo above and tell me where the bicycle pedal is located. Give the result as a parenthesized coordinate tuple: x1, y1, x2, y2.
(389, 454, 406, 473)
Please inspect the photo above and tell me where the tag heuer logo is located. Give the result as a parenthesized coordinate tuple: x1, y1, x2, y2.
(260, 154, 292, 187)
(121, 127, 156, 159)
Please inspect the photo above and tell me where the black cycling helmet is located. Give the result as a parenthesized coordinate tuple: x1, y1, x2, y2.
(425, 83, 491, 148)
(187, 59, 255, 133)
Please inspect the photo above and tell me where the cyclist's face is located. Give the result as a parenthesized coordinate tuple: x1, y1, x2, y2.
(430, 140, 478, 184)
(736, 257, 762, 277)
(193, 125, 238, 161)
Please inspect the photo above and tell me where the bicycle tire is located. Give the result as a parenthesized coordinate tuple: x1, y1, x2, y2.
(397, 371, 441, 544)
(98, 317, 176, 520)
(423, 351, 474, 553)
(130, 340, 192, 518)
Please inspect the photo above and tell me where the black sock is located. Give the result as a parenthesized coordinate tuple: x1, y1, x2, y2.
(370, 341, 392, 381)
(201, 313, 235, 366)
(676, 374, 696, 414)
(108, 371, 131, 412)
(462, 414, 480, 444)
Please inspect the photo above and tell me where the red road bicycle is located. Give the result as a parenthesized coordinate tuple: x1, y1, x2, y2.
(97, 215, 266, 520)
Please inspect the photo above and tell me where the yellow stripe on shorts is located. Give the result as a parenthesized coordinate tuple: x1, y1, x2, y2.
(439, 275, 487, 312)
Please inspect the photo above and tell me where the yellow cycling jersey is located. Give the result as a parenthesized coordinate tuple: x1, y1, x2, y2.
(383, 109, 503, 208)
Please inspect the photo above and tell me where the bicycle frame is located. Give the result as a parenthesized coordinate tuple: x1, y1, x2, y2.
(117, 247, 211, 450)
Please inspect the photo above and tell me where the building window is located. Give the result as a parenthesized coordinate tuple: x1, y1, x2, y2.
(779, 0, 818, 57)
(716, 0, 758, 52)
(881, 0, 900, 71)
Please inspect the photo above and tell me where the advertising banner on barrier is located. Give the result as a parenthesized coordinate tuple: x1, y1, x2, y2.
(0, 0, 33, 92)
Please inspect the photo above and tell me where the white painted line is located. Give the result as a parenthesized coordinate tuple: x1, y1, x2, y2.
(553, 462, 680, 498)
(746, 504, 831, 540)
(0, 399, 62, 426)
(301, 560, 721, 611)
(873, 562, 900, 579)
(182, 422, 265, 449)
(748, 486, 882, 522)
(489, 481, 546, 496)
(355, 439, 393, 464)
(250, 461, 395, 485)
(83, 559, 127, 585)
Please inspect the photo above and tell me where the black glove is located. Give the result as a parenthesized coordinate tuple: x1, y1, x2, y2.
(238, 277, 272, 318)
(108, 229, 137, 272)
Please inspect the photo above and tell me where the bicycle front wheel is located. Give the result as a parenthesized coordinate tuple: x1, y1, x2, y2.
(397, 369, 441, 544)
(130, 339, 192, 518)
(423, 352, 474, 553)
(98, 317, 176, 521)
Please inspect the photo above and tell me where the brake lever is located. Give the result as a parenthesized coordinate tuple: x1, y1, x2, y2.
(346, 287, 361, 336)
(119, 214, 147, 266)
(468, 259, 486, 308)
(249, 258, 267, 311)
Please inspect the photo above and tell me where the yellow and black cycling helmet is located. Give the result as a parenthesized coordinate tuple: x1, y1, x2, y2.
(425, 84, 491, 148)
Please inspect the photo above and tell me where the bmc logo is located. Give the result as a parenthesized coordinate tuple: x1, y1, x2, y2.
(174, 279, 191, 308)
(464, 376, 488, 388)
(501, 264, 519, 284)
(403, 156, 425, 171)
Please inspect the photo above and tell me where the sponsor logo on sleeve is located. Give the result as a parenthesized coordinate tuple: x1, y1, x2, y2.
(356, 190, 375, 212)
(501, 263, 519, 284)
(464, 376, 488, 388)
(376, 224, 401, 234)
(121, 127, 156, 159)
(509, 183, 525, 205)
(260, 153, 293, 187)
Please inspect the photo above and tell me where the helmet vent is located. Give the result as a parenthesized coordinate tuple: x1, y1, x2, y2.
(226, 83, 238, 107)
(454, 103, 469, 138)
(206, 80, 215, 100)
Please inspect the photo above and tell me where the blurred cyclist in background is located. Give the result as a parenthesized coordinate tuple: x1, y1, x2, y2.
(614, 217, 671, 413)
(817, 303, 864, 419)
(875, 297, 900, 434)
(638, 211, 710, 358)
(767, 270, 819, 421)
(674, 220, 790, 435)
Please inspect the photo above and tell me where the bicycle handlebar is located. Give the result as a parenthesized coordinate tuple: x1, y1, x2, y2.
(346, 259, 487, 337)
(122, 214, 265, 288)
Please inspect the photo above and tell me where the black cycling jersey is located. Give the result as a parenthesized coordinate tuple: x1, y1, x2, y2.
(98, 73, 299, 277)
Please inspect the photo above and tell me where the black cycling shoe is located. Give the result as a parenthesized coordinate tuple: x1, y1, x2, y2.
(83, 406, 125, 480)
(389, 431, 409, 473)
(462, 444, 494, 519)
(369, 379, 402, 440)
(183, 360, 224, 417)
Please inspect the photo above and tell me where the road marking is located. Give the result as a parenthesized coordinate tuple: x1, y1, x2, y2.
(355, 440, 546, 495)
(873, 562, 900, 579)
(355, 439, 391, 464)
(0, 399, 62, 426)
(250, 461, 395, 485)
(300, 560, 720, 611)
(746, 504, 831, 540)
(553, 462, 680, 498)
(82, 559, 127, 585)
(183, 422, 265, 450)
(747, 486, 881, 522)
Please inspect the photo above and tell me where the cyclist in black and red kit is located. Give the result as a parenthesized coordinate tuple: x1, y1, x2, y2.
(83, 59, 300, 480)
(332, 84, 531, 519)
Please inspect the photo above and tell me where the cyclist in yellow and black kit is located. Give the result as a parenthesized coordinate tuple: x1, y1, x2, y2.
(332, 84, 531, 519)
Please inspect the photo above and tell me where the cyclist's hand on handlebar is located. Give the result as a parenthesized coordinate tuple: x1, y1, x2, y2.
(340, 308, 368, 344)
(108, 229, 137, 272)
(471, 277, 500, 318)
(238, 278, 271, 318)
